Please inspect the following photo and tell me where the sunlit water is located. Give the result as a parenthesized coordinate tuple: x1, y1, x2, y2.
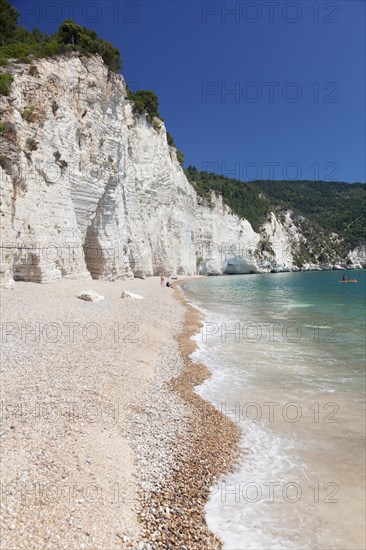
(182, 271, 366, 550)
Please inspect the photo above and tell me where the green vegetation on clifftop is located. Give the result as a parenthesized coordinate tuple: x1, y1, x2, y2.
(0, 0, 185, 164)
(126, 89, 160, 120)
(0, 1, 121, 71)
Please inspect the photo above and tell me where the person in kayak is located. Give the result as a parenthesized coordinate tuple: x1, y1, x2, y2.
(342, 274, 347, 281)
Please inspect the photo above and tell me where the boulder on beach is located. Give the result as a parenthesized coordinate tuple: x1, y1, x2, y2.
(76, 290, 104, 302)
(121, 290, 143, 300)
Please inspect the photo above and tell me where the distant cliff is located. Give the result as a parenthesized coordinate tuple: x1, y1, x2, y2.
(0, 54, 365, 287)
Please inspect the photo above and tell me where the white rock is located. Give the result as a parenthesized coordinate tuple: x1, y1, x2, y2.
(1, 54, 363, 287)
(1, 280, 15, 290)
(121, 291, 143, 300)
(76, 290, 104, 302)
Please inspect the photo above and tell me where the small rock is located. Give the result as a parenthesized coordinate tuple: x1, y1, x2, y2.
(76, 290, 104, 302)
(121, 290, 143, 300)
(5, 282, 15, 290)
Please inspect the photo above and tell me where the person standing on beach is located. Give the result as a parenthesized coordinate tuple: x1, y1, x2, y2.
(160, 273, 164, 286)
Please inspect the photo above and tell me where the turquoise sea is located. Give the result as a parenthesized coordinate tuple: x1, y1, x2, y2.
(182, 270, 365, 550)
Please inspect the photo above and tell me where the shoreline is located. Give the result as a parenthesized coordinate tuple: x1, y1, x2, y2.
(171, 280, 242, 545)
(132, 278, 241, 548)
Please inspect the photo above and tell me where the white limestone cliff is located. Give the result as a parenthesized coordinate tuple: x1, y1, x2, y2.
(0, 55, 364, 287)
(195, 199, 298, 275)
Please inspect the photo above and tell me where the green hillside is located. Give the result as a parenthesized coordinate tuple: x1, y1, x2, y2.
(185, 166, 271, 232)
(185, 167, 365, 249)
(252, 180, 365, 247)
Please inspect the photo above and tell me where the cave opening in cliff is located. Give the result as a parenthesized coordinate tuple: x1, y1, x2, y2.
(83, 233, 104, 280)
(13, 253, 43, 283)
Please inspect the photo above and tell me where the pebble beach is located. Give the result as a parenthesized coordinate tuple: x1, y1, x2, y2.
(0, 276, 239, 549)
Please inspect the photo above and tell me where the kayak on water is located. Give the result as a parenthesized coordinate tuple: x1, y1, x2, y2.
(338, 280, 358, 283)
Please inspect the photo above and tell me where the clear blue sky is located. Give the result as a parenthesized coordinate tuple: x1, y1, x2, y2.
(12, 0, 365, 182)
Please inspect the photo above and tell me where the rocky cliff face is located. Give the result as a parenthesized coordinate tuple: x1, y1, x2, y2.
(0, 55, 364, 287)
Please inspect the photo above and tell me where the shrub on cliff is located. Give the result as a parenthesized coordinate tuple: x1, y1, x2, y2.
(0, 73, 13, 95)
(127, 89, 160, 121)
(22, 106, 36, 123)
(176, 150, 184, 167)
(167, 132, 175, 147)
(166, 132, 184, 166)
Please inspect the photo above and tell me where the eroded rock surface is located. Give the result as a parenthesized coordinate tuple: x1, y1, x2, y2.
(1, 54, 364, 287)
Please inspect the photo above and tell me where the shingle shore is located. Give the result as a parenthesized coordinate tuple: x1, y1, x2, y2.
(129, 281, 241, 549)
(0, 277, 240, 549)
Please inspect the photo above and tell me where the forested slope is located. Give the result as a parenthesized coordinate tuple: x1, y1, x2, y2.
(185, 167, 365, 248)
